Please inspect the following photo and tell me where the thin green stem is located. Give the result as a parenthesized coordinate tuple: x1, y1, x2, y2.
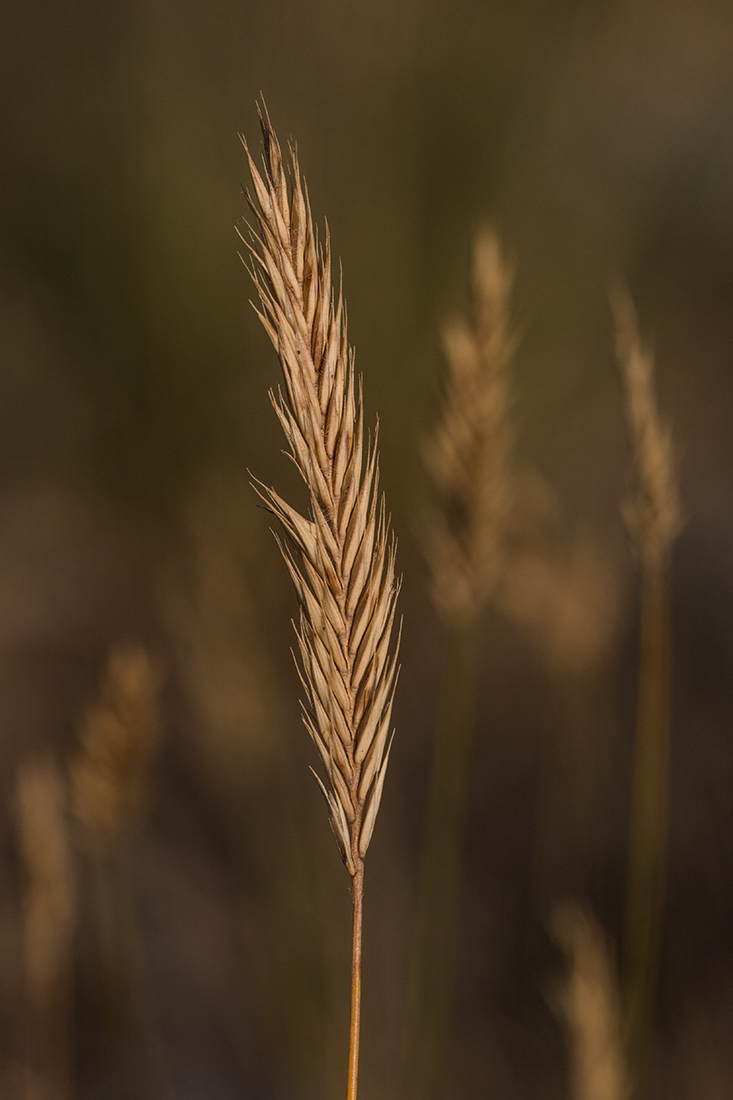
(621, 561, 672, 1082)
(404, 614, 482, 1100)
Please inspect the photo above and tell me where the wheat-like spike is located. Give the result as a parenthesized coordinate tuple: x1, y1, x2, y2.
(611, 289, 679, 1075)
(405, 229, 516, 1100)
(242, 101, 401, 1100)
(70, 643, 162, 851)
(551, 903, 631, 1100)
(552, 904, 630, 1100)
(17, 758, 75, 1099)
(423, 226, 517, 623)
(610, 287, 681, 570)
(17, 759, 75, 1003)
(240, 102, 400, 880)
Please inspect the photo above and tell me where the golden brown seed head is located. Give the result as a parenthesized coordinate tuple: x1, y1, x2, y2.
(423, 226, 516, 624)
(71, 643, 161, 850)
(241, 102, 400, 875)
(17, 759, 75, 999)
(551, 903, 631, 1100)
(610, 287, 681, 571)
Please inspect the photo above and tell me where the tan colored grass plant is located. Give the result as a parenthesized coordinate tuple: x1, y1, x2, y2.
(551, 902, 630, 1100)
(406, 227, 516, 1100)
(71, 643, 162, 850)
(70, 643, 166, 1099)
(17, 759, 75, 1100)
(423, 226, 516, 624)
(240, 101, 401, 1100)
(610, 288, 680, 1083)
(611, 289, 680, 574)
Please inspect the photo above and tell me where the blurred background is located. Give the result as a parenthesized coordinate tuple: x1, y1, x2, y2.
(1, 0, 733, 1097)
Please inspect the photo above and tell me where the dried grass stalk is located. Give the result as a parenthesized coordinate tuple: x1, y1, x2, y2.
(406, 226, 516, 1100)
(18, 760, 75, 1012)
(240, 101, 401, 1100)
(552, 903, 631, 1100)
(71, 644, 166, 1098)
(610, 287, 680, 570)
(423, 227, 517, 624)
(611, 289, 680, 1079)
(71, 643, 161, 851)
(17, 759, 75, 1100)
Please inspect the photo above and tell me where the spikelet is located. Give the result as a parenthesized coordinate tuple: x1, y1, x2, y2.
(423, 227, 517, 624)
(70, 643, 161, 851)
(240, 103, 401, 876)
(610, 288, 681, 570)
(552, 903, 631, 1100)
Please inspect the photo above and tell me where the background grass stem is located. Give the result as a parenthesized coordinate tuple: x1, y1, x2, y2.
(611, 288, 679, 1089)
(621, 561, 672, 1082)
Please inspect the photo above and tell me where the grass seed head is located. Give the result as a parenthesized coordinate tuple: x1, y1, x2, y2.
(551, 903, 631, 1100)
(242, 101, 400, 875)
(17, 759, 75, 1000)
(423, 226, 517, 624)
(610, 287, 681, 571)
(71, 643, 161, 850)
